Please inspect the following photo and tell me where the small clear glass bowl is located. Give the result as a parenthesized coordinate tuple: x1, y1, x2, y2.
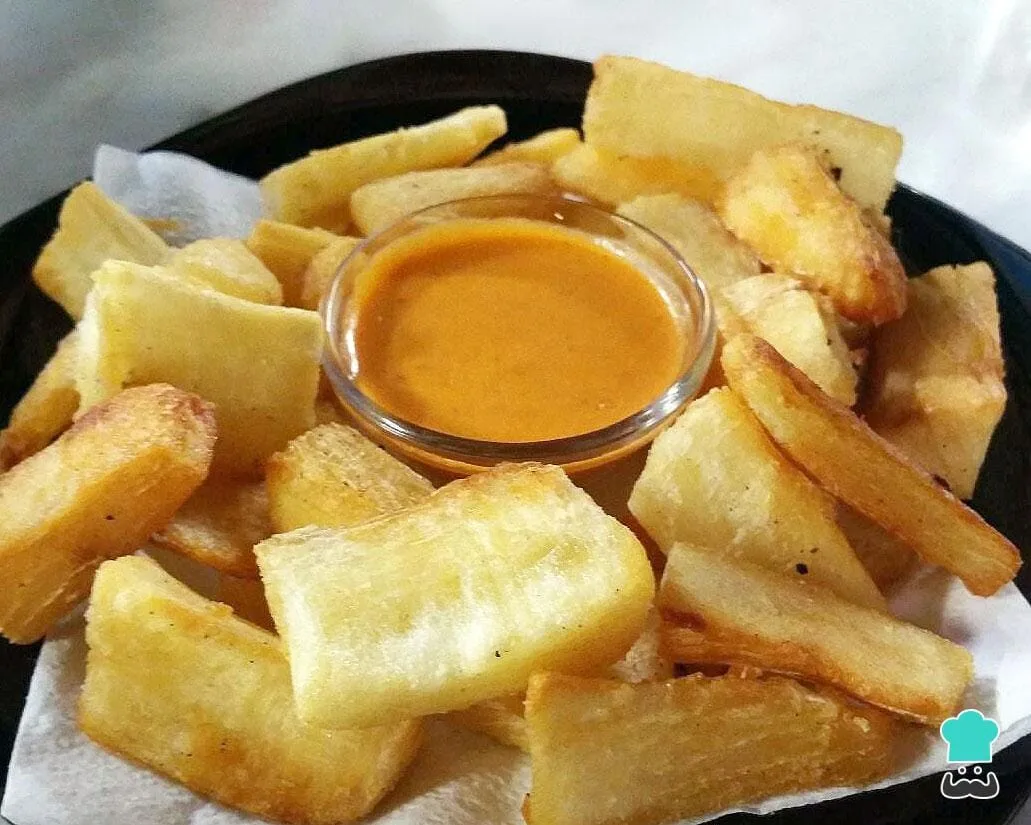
(321, 194, 715, 475)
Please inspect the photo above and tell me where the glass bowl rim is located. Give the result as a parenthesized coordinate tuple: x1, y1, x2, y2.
(320, 193, 716, 468)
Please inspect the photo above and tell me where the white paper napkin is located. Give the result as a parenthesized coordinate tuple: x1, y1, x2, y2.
(3, 149, 1030, 825)
(92, 145, 265, 245)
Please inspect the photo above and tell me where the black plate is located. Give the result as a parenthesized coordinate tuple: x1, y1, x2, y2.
(1, 50, 1030, 825)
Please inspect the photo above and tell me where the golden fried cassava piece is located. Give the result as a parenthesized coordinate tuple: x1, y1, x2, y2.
(258, 422, 431, 655)
(0, 385, 214, 643)
(722, 333, 1021, 595)
(523, 671, 897, 825)
(473, 128, 581, 167)
(659, 544, 973, 724)
(553, 145, 720, 206)
(245, 220, 342, 306)
(616, 193, 760, 294)
(0, 330, 80, 469)
(256, 463, 655, 729)
(450, 606, 672, 752)
(164, 238, 284, 305)
(836, 503, 917, 592)
(151, 478, 271, 577)
(80, 556, 421, 825)
(76, 261, 323, 476)
(718, 144, 907, 324)
(629, 387, 884, 609)
(864, 262, 1006, 499)
(349, 162, 556, 234)
(583, 56, 902, 213)
(265, 423, 433, 533)
(298, 236, 362, 311)
(32, 182, 169, 318)
(261, 106, 508, 231)
(722, 274, 857, 405)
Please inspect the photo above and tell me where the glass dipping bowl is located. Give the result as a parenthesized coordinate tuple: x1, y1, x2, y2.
(321, 194, 715, 475)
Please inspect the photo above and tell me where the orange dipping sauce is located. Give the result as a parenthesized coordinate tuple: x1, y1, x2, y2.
(350, 218, 684, 443)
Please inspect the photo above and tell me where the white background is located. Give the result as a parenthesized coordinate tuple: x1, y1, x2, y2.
(2, 1, 1030, 249)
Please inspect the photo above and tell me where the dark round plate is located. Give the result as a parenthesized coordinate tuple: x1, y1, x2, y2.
(1, 50, 1030, 825)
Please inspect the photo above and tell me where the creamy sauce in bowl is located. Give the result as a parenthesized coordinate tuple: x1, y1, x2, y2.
(322, 194, 714, 474)
(350, 217, 684, 443)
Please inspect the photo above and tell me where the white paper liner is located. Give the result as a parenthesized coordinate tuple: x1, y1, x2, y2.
(92, 145, 265, 245)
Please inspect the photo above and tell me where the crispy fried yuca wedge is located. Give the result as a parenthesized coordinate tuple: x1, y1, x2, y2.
(524, 671, 897, 825)
(722, 274, 857, 405)
(272, 425, 509, 750)
(473, 128, 581, 167)
(255, 423, 431, 677)
(245, 220, 341, 306)
(80, 556, 421, 825)
(298, 236, 362, 311)
(164, 238, 283, 305)
(584, 56, 902, 213)
(76, 261, 323, 476)
(629, 387, 884, 610)
(836, 503, 917, 592)
(256, 463, 655, 729)
(267, 430, 648, 748)
(719, 144, 907, 324)
(554, 145, 721, 206)
(872, 373, 1005, 500)
(261, 106, 507, 231)
(151, 478, 271, 577)
(350, 162, 556, 234)
(723, 333, 1021, 596)
(864, 262, 1006, 499)
(450, 606, 673, 752)
(265, 423, 433, 533)
(659, 544, 972, 724)
(0, 385, 214, 643)
(0, 330, 80, 469)
(616, 193, 760, 294)
(32, 182, 169, 318)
